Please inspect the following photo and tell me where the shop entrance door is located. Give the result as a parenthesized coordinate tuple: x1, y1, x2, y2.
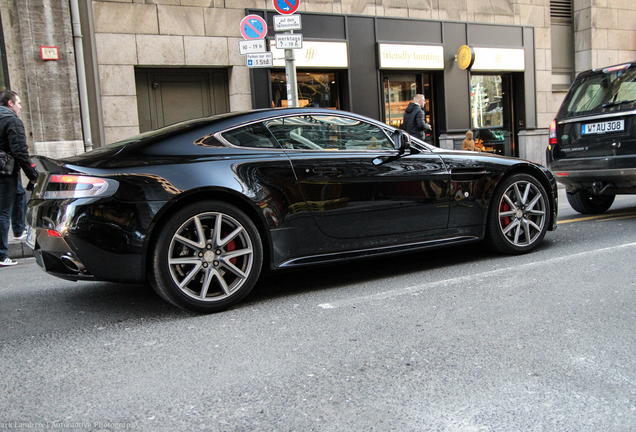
(381, 73, 435, 145)
(469, 74, 516, 157)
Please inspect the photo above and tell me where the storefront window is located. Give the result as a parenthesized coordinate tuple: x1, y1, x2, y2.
(470, 75, 510, 155)
(382, 73, 434, 144)
(382, 74, 434, 128)
(271, 72, 341, 109)
(383, 76, 417, 129)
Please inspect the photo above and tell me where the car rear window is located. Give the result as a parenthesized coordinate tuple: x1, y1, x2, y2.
(558, 65, 636, 119)
(220, 122, 281, 149)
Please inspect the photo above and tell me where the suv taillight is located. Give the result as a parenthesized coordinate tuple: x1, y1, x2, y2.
(549, 120, 557, 145)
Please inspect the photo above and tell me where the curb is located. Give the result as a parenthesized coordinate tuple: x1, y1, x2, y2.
(8, 238, 34, 259)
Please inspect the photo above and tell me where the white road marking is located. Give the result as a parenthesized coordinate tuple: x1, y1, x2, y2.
(317, 241, 636, 309)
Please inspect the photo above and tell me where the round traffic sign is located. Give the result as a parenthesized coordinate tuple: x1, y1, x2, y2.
(240, 14, 268, 40)
(273, 0, 300, 15)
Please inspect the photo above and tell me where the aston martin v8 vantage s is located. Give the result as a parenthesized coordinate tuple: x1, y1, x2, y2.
(26, 108, 557, 313)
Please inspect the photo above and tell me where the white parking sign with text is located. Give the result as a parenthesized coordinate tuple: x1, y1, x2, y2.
(246, 52, 273, 68)
(275, 33, 303, 49)
(238, 39, 266, 55)
(274, 14, 302, 31)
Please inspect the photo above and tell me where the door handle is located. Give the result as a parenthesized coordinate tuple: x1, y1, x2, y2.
(312, 167, 338, 174)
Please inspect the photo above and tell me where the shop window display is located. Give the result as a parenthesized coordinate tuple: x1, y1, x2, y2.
(271, 72, 340, 109)
(470, 75, 510, 155)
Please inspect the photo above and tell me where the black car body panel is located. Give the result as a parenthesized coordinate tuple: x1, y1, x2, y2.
(547, 61, 636, 194)
(26, 108, 557, 306)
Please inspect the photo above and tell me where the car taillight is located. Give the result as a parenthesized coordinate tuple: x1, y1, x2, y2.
(41, 174, 119, 199)
(549, 120, 557, 145)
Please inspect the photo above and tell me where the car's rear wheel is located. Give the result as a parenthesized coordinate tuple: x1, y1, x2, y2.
(486, 173, 549, 254)
(149, 201, 262, 313)
(566, 190, 615, 214)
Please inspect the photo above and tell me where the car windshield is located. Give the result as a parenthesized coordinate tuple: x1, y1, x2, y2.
(558, 65, 636, 118)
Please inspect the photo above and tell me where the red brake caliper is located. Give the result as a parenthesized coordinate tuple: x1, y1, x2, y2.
(500, 201, 511, 227)
(226, 240, 237, 265)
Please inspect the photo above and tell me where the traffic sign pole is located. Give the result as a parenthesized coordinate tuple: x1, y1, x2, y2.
(270, 0, 301, 107)
(284, 30, 299, 108)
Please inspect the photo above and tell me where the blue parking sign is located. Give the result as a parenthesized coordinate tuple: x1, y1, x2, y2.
(240, 15, 268, 40)
(273, 0, 300, 15)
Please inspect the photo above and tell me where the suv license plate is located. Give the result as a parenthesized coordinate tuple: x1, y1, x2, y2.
(582, 119, 624, 135)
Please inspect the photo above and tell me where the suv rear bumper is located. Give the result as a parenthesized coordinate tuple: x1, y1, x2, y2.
(551, 167, 636, 194)
(548, 153, 636, 194)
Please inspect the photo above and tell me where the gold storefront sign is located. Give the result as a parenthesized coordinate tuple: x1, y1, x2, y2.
(456, 45, 475, 70)
(270, 41, 348, 68)
(378, 43, 444, 69)
(471, 47, 525, 71)
(456, 45, 525, 71)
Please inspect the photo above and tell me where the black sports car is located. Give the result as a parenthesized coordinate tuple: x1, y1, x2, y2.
(26, 108, 557, 313)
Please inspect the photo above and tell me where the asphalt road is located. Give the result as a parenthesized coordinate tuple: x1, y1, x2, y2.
(1, 189, 636, 431)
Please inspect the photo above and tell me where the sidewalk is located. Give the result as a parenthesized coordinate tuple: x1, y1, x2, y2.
(8, 235, 33, 259)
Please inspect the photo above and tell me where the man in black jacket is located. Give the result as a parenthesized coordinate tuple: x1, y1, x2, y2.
(0, 90, 37, 266)
(402, 94, 432, 142)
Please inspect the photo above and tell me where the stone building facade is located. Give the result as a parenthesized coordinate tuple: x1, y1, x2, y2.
(0, 0, 84, 158)
(0, 0, 634, 164)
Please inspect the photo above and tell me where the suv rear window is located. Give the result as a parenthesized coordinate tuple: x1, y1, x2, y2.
(558, 64, 636, 119)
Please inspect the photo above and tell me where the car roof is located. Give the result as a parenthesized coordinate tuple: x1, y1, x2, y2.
(106, 108, 393, 147)
(578, 60, 636, 78)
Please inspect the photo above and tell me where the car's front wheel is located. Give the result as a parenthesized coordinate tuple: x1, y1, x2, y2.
(566, 190, 615, 214)
(486, 173, 549, 254)
(149, 201, 262, 313)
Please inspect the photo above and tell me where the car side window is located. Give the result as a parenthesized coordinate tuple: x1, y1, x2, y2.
(264, 115, 394, 151)
(220, 122, 281, 149)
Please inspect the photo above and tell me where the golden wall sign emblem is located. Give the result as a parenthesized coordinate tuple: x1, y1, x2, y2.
(456, 45, 475, 70)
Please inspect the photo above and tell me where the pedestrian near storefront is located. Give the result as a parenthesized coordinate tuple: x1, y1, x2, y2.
(402, 94, 432, 142)
(0, 90, 37, 266)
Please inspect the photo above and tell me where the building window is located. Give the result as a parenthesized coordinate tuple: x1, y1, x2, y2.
(550, 0, 574, 91)
(471, 75, 506, 153)
(271, 71, 341, 109)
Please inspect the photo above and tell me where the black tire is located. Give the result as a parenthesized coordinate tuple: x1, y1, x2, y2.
(149, 201, 263, 313)
(566, 190, 615, 214)
(486, 173, 550, 255)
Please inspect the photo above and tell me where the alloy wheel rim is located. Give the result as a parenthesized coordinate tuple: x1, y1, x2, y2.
(497, 181, 546, 247)
(168, 212, 254, 302)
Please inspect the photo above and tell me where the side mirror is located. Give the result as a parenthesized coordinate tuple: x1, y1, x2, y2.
(392, 130, 411, 153)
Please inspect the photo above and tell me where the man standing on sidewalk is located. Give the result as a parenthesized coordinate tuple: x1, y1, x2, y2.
(0, 90, 37, 266)
(402, 94, 432, 143)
